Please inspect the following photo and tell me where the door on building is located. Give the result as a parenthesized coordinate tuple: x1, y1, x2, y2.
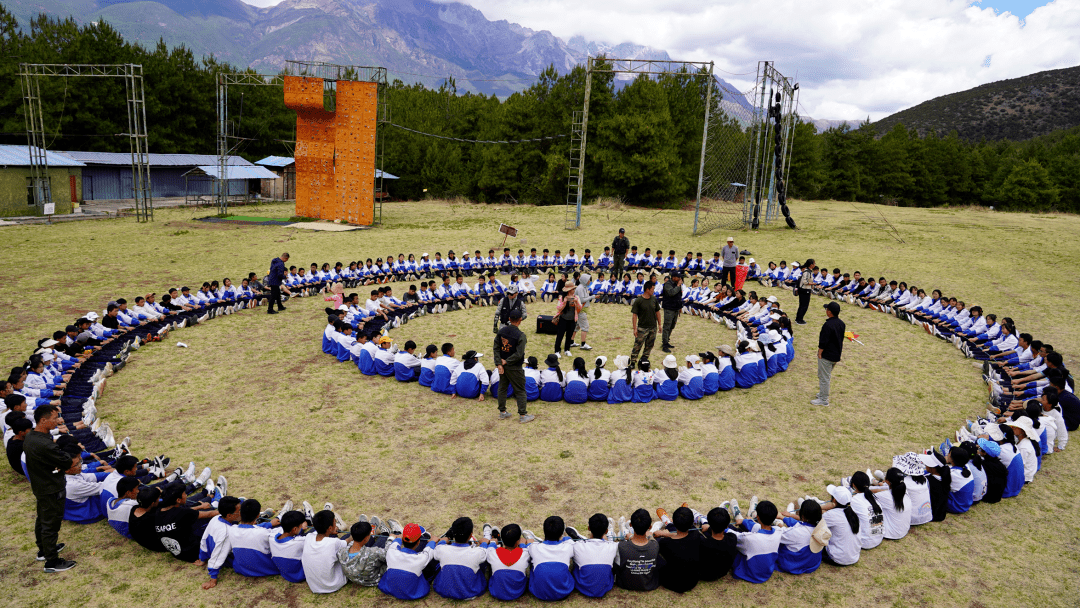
(121, 173, 133, 199)
(84, 175, 93, 200)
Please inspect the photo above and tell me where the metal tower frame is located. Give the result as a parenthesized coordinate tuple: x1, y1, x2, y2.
(18, 63, 153, 221)
(744, 61, 799, 229)
(567, 57, 714, 230)
(216, 62, 389, 220)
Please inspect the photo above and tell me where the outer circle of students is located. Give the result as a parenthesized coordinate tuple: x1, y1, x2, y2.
(6, 243, 1077, 601)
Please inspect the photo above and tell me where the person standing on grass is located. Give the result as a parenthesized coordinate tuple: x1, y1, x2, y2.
(266, 253, 289, 315)
(721, 237, 739, 287)
(24, 405, 78, 572)
(795, 259, 816, 325)
(813, 301, 845, 406)
(660, 273, 683, 353)
(554, 282, 581, 358)
(611, 228, 630, 284)
(629, 281, 662, 371)
(495, 309, 534, 423)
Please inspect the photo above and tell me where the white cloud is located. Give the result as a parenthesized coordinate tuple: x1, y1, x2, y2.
(241, 0, 1080, 120)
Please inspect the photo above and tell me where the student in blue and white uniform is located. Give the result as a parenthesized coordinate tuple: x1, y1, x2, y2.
(563, 357, 590, 404)
(539, 354, 566, 402)
(699, 353, 721, 395)
(540, 273, 559, 302)
(571, 513, 618, 597)
(734, 341, 763, 388)
(379, 523, 438, 600)
(603, 356, 631, 404)
(631, 360, 655, 403)
(776, 500, 823, 575)
(587, 356, 611, 401)
(394, 340, 422, 382)
(524, 357, 542, 401)
(374, 337, 396, 377)
(432, 518, 487, 600)
(730, 500, 782, 583)
(943, 447, 975, 514)
(201, 496, 242, 588)
(677, 355, 704, 400)
(484, 524, 531, 601)
(106, 476, 141, 538)
(269, 511, 307, 583)
(653, 355, 680, 401)
(450, 351, 488, 400)
(528, 516, 575, 601)
(352, 334, 378, 376)
(432, 344, 460, 395)
(229, 499, 281, 578)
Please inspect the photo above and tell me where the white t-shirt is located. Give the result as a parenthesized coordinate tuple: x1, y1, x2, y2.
(873, 487, 912, 540)
(850, 493, 884, 549)
(906, 477, 933, 525)
(822, 507, 861, 565)
(301, 534, 348, 593)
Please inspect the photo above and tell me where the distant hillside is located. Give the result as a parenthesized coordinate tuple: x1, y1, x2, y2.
(874, 65, 1080, 141)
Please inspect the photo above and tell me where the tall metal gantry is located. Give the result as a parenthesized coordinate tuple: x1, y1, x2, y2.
(744, 61, 799, 229)
(566, 58, 714, 230)
(215, 61, 389, 220)
(18, 63, 153, 221)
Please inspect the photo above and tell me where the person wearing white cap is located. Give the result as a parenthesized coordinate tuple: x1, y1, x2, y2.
(1006, 417, 1041, 483)
(734, 341, 765, 389)
(677, 355, 704, 400)
(721, 237, 739, 287)
(819, 485, 861, 566)
(890, 453, 933, 525)
(653, 355, 680, 401)
(606, 356, 632, 404)
(587, 356, 611, 402)
(746, 258, 761, 280)
(450, 351, 488, 401)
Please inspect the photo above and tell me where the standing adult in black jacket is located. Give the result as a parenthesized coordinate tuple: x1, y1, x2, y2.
(611, 228, 630, 283)
(23, 405, 78, 572)
(661, 274, 683, 353)
(266, 252, 289, 315)
(813, 301, 846, 406)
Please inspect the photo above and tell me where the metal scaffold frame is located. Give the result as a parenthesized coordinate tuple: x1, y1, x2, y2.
(18, 63, 153, 221)
(744, 61, 799, 229)
(216, 61, 389, 221)
(567, 57, 714, 231)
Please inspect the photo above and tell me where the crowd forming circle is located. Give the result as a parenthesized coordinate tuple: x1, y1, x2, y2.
(6, 244, 1075, 599)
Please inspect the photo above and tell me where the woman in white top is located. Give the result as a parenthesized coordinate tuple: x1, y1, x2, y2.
(820, 485, 861, 566)
(870, 468, 912, 540)
(848, 472, 884, 550)
(893, 452, 933, 525)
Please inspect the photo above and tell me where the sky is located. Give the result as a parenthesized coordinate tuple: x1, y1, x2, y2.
(239, 0, 1079, 120)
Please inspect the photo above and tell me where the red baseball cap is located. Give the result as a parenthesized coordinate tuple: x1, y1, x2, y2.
(402, 523, 423, 543)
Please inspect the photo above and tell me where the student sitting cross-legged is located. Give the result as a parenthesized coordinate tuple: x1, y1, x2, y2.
(379, 523, 441, 600)
(450, 351, 488, 401)
(301, 510, 348, 593)
(570, 513, 618, 598)
(432, 517, 488, 600)
(339, 520, 389, 587)
(730, 499, 783, 583)
(528, 516, 576, 601)
(776, 499, 825, 575)
(269, 510, 308, 583)
(483, 523, 533, 600)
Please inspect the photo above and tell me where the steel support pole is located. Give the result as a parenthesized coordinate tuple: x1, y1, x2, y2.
(692, 62, 715, 235)
(216, 76, 228, 216)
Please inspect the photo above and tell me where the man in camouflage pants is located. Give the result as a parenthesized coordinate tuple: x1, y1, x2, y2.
(629, 281, 662, 370)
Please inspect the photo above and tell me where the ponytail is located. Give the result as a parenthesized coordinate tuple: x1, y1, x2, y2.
(885, 468, 907, 512)
(850, 472, 881, 515)
(593, 360, 604, 380)
(572, 357, 587, 379)
(554, 364, 563, 383)
(841, 504, 860, 534)
(665, 368, 678, 381)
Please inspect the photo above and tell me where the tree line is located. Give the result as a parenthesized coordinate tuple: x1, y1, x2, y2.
(2, 8, 1077, 212)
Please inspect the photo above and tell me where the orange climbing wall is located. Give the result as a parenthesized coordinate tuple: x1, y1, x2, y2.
(284, 76, 378, 224)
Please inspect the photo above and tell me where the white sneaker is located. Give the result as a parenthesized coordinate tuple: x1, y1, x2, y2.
(810, 398, 829, 406)
(182, 462, 196, 484)
(281, 499, 293, 515)
(580, 343, 593, 350)
(217, 475, 228, 497)
(786, 502, 795, 514)
(195, 467, 212, 487)
(564, 350, 572, 359)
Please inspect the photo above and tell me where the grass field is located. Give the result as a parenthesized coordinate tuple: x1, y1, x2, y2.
(0, 200, 1077, 608)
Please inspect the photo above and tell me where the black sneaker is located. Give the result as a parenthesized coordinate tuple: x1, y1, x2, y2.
(277, 306, 287, 311)
(37, 543, 66, 561)
(43, 558, 76, 573)
(565, 526, 583, 541)
(267, 309, 278, 315)
(795, 320, 807, 325)
(661, 346, 672, 353)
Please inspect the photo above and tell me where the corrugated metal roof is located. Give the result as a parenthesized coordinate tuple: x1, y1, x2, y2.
(378, 169, 399, 180)
(57, 151, 252, 167)
(255, 156, 294, 167)
(184, 165, 280, 180)
(0, 145, 85, 168)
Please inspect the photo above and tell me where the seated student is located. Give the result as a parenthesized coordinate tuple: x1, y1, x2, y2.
(869, 468, 912, 541)
(539, 354, 566, 402)
(942, 447, 976, 514)
(528, 516, 575, 601)
(776, 500, 824, 575)
(374, 336, 396, 376)
(563, 357, 590, 404)
(340, 520, 389, 587)
(418, 345, 439, 388)
(614, 509, 661, 591)
(155, 481, 220, 562)
(989, 426, 1026, 498)
(715, 346, 738, 391)
(631, 360, 655, 404)
(729, 500, 782, 583)
(820, 485, 861, 566)
(227, 499, 280, 578)
(432, 517, 488, 600)
(653, 356, 680, 401)
(540, 273, 559, 302)
(587, 356, 611, 402)
(733, 341, 763, 389)
(130, 486, 167, 553)
(483, 523, 532, 600)
(698, 353, 720, 396)
(524, 356, 542, 402)
(959, 441, 989, 503)
(920, 452, 951, 521)
(450, 351, 488, 401)
(62, 445, 106, 523)
(972, 438, 1008, 503)
(302, 510, 348, 593)
(201, 496, 243, 589)
(106, 476, 142, 539)
(431, 343, 460, 395)
(5, 417, 32, 475)
(379, 523, 439, 600)
(678, 355, 705, 400)
(606, 356, 632, 404)
(848, 472, 884, 550)
(393, 340, 422, 382)
(1007, 417, 1040, 484)
(650, 507, 702, 593)
(269, 510, 308, 583)
(100, 454, 165, 511)
(694, 506, 737, 581)
(353, 334, 378, 376)
(571, 513, 618, 598)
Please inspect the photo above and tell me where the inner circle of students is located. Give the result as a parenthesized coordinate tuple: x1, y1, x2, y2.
(8, 239, 1075, 599)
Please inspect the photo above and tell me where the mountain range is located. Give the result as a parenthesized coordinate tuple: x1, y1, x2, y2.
(3, 0, 683, 97)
